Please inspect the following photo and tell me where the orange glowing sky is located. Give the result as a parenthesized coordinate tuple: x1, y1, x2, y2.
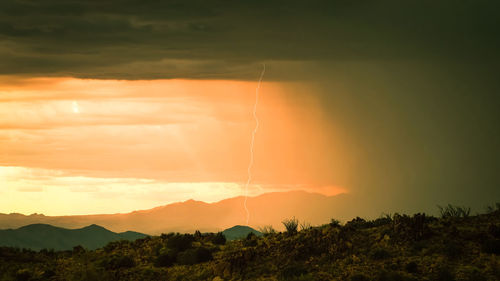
(0, 77, 347, 215)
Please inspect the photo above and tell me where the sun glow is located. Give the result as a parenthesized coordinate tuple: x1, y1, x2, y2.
(72, 101, 79, 114)
(0, 77, 348, 215)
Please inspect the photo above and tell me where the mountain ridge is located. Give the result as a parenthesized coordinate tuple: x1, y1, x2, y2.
(0, 190, 357, 235)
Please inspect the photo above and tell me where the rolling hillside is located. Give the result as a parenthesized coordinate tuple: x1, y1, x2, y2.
(0, 224, 147, 250)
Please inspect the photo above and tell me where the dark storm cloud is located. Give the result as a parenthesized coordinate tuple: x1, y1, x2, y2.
(0, 0, 499, 79)
(1, 0, 499, 215)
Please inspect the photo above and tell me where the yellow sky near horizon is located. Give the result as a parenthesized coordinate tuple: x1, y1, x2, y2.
(0, 77, 349, 215)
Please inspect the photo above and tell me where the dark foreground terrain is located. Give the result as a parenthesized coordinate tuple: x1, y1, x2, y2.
(1, 205, 499, 281)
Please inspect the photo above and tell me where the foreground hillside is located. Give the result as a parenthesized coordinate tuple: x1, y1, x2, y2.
(1, 206, 499, 281)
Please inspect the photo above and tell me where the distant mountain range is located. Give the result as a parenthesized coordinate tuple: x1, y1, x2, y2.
(222, 225, 262, 241)
(0, 191, 360, 235)
(0, 224, 147, 251)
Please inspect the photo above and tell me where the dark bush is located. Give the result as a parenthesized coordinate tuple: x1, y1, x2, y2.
(438, 204, 470, 218)
(371, 215, 393, 227)
(488, 224, 500, 238)
(350, 273, 370, 281)
(101, 255, 135, 270)
(435, 267, 455, 281)
(377, 271, 416, 281)
(177, 247, 212, 265)
(246, 232, 256, 240)
(482, 238, 500, 255)
(485, 203, 500, 214)
(330, 219, 341, 228)
(345, 217, 371, 229)
(244, 233, 258, 247)
(279, 263, 308, 280)
(195, 247, 213, 262)
(212, 232, 226, 245)
(42, 269, 56, 278)
(462, 267, 487, 281)
(282, 217, 299, 235)
(15, 270, 32, 281)
(405, 261, 418, 273)
(443, 241, 463, 259)
(371, 248, 391, 260)
(39, 248, 55, 257)
(167, 234, 194, 252)
(72, 245, 85, 254)
(392, 213, 431, 241)
(154, 250, 176, 267)
(259, 225, 277, 235)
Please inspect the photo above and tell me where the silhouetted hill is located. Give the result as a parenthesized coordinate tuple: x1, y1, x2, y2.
(0, 191, 358, 234)
(0, 224, 147, 251)
(222, 225, 262, 240)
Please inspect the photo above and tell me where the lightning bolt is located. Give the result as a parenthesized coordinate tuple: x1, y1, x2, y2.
(244, 63, 266, 225)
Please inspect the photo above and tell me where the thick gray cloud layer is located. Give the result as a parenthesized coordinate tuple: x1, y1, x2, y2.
(0, 0, 499, 79)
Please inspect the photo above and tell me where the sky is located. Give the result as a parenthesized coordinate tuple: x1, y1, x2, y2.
(1, 0, 499, 216)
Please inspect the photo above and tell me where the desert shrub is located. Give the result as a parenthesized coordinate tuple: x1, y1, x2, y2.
(210, 232, 226, 245)
(443, 241, 463, 259)
(15, 269, 32, 281)
(459, 267, 487, 281)
(408, 239, 425, 253)
(72, 245, 85, 254)
(438, 204, 471, 218)
(177, 247, 212, 265)
(100, 255, 135, 270)
(392, 213, 431, 241)
(259, 225, 276, 235)
(42, 269, 56, 279)
(485, 203, 500, 214)
(102, 240, 131, 253)
(405, 261, 418, 273)
(371, 248, 391, 260)
(279, 263, 308, 280)
(377, 271, 416, 281)
(345, 217, 371, 229)
(481, 238, 500, 255)
(329, 218, 341, 228)
(289, 273, 317, 281)
(350, 273, 370, 281)
(166, 234, 194, 252)
(300, 221, 312, 231)
(372, 214, 393, 227)
(243, 232, 258, 247)
(154, 248, 176, 267)
(282, 217, 299, 235)
(39, 248, 56, 257)
(488, 224, 500, 238)
(435, 267, 455, 281)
